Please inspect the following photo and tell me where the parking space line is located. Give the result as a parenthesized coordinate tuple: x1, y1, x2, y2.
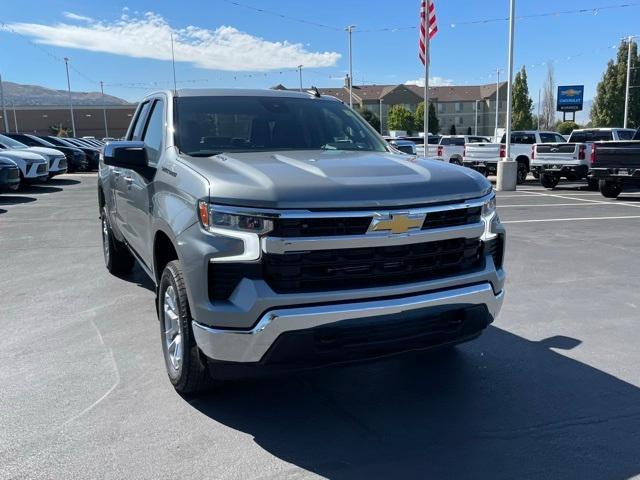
(521, 190, 640, 209)
(499, 202, 610, 208)
(503, 215, 640, 224)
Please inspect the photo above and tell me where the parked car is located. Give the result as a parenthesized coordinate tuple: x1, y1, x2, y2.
(590, 128, 640, 198)
(0, 157, 20, 191)
(98, 89, 505, 393)
(463, 130, 558, 184)
(435, 135, 491, 165)
(0, 146, 48, 184)
(385, 137, 416, 155)
(3, 133, 88, 172)
(0, 134, 67, 177)
(531, 128, 637, 189)
(44, 136, 99, 170)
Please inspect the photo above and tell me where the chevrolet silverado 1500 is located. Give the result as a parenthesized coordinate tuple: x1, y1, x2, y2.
(98, 89, 505, 393)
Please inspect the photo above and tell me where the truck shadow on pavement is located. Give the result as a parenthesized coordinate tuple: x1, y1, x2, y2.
(189, 327, 640, 479)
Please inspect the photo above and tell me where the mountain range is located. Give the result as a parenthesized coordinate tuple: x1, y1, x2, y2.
(0, 81, 130, 106)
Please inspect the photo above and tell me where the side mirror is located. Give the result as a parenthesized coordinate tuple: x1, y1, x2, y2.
(103, 141, 147, 170)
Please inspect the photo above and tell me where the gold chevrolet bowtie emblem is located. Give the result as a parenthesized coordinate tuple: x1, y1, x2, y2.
(368, 213, 426, 234)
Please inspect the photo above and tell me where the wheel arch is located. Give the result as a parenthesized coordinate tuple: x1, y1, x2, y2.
(515, 155, 530, 169)
(153, 229, 179, 284)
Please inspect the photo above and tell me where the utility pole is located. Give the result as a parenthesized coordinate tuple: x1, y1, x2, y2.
(379, 99, 383, 134)
(64, 57, 77, 137)
(496, 0, 518, 191)
(537, 88, 541, 130)
(474, 100, 479, 135)
(494, 68, 500, 140)
(297, 65, 303, 92)
(624, 35, 635, 129)
(0, 73, 8, 133)
(345, 25, 356, 108)
(100, 81, 109, 138)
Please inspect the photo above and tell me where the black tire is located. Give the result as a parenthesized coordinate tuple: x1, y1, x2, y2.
(159, 260, 215, 394)
(587, 177, 599, 191)
(450, 157, 462, 166)
(532, 171, 540, 179)
(540, 173, 559, 189)
(516, 160, 528, 185)
(101, 207, 134, 275)
(599, 180, 622, 199)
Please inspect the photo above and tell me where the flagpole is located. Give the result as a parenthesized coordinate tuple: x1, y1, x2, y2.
(423, 0, 430, 156)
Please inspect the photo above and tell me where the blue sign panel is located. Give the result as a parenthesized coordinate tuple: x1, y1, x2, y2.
(557, 85, 584, 112)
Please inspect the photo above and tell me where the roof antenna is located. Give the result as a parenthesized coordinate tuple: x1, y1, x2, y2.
(306, 86, 321, 98)
(170, 32, 178, 94)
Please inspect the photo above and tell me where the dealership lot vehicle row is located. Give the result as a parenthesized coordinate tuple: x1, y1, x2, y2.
(2, 174, 640, 479)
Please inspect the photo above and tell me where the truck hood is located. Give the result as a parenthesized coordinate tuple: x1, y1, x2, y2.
(184, 150, 492, 209)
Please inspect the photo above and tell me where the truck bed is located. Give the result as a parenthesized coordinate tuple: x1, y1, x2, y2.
(591, 141, 640, 169)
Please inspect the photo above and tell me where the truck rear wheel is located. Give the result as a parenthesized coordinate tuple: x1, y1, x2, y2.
(599, 180, 622, 199)
(516, 160, 528, 184)
(101, 207, 134, 275)
(540, 174, 559, 189)
(587, 177, 599, 191)
(159, 260, 215, 394)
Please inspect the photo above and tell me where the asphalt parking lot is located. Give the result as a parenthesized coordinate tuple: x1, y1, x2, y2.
(1, 174, 640, 480)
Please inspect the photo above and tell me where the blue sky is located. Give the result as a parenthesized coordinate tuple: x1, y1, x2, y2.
(0, 0, 637, 106)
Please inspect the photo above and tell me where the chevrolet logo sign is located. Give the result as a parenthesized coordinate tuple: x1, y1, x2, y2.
(368, 213, 426, 234)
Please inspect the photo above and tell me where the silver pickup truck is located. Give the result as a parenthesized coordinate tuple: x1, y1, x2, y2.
(98, 89, 505, 393)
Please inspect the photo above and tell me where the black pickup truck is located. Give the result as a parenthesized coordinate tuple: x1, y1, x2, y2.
(590, 128, 640, 198)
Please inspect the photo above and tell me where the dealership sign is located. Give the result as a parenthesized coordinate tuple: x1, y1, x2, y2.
(557, 85, 584, 112)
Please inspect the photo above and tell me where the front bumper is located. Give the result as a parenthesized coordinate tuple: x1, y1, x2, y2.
(193, 282, 503, 364)
(48, 158, 68, 176)
(23, 162, 49, 181)
(0, 167, 20, 190)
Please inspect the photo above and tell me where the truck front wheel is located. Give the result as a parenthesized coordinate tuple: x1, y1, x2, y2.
(540, 174, 559, 189)
(599, 180, 622, 199)
(159, 260, 215, 394)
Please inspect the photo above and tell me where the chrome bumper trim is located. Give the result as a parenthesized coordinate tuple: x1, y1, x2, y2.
(192, 283, 504, 363)
(262, 222, 485, 254)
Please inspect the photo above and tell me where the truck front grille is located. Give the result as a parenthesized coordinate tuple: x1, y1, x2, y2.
(270, 206, 482, 238)
(263, 237, 482, 294)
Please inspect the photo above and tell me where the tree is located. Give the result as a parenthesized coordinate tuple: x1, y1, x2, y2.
(449, 124, 457, 135)
(591, 39, 640, 128)
(357, 107, 380, 132)
(540, 63, 556, 130)
(387, 105, 414, 133)
(512, 66, 534, 129)
(414, 101, 440, 134)
(556, 121, 580, 135)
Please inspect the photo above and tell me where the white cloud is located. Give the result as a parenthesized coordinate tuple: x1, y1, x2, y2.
(63, 12, 94, 22)
(405, 76, 454, 87)
(6, 12, 341, 71)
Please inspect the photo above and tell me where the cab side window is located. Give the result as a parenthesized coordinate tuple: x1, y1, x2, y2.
(142, 99, 165, 166)
(129, 101, 152, 141)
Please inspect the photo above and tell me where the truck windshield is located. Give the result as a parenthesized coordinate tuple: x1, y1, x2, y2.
(175, 96, 389, 156)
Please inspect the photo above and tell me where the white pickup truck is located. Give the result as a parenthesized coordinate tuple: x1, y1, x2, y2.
(531, 128, 637, 189)
(463, 131, 559, 184)
(435, 135, 491, 165)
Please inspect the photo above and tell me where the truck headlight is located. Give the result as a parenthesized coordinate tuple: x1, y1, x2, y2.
(481, 194, 498, 241)
(198, 202, 274, 262)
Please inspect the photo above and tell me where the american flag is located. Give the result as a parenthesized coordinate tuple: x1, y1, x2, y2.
(419, 0, 438, 65)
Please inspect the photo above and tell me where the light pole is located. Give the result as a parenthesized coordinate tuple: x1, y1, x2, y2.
(496, 0, 518, 191)
(474, 100, 479, 135)
(345, 25, 356, 109)
(623, 35, 636, 129)
(0, 73, 8, 133)
(494, 68, 500, 140)
(12, 102, 18, 133)
(100, 81, 109, 138)
(64, 57, 77, 137)
(379, 99, 383, 134)
(537, 88, 541, 130)
(297, 65, 303, 92)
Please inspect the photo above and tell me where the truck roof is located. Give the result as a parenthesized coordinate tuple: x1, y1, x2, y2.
(171, 88, 339, 101)
(572, 128, 635, 132)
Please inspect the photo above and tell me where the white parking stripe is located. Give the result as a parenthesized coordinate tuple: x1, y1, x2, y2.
(521, 190, 640, 209)
(503, 215, 640, 224)
(499, 202, 611, 208)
